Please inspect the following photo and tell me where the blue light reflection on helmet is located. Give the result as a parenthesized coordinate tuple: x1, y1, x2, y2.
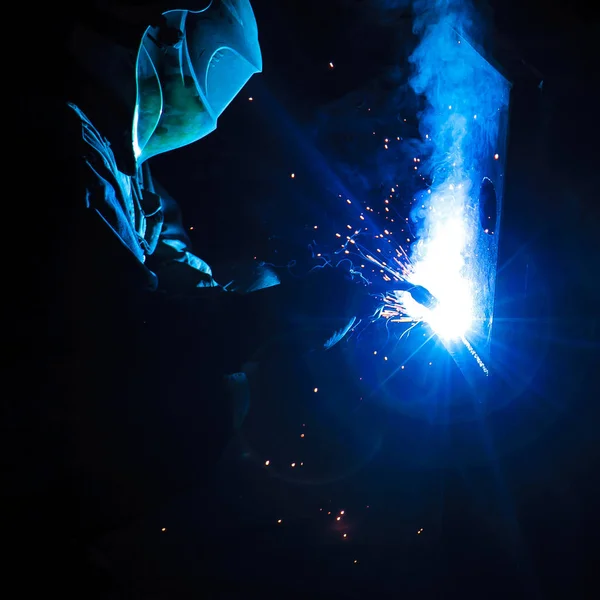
(179, 0, 262, 120)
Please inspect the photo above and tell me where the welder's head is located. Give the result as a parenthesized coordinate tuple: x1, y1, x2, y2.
(133, 1, 262, 160)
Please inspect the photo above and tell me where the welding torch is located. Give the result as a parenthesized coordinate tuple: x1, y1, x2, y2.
(358, 278, 439, 320)
(400, 282, 439, 310)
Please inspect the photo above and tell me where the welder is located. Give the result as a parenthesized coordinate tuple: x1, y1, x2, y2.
(5, 4, 436, 589)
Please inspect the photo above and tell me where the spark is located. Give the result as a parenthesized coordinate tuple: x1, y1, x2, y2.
(372, 202, 474, 340)
(305, 6, 506, 384)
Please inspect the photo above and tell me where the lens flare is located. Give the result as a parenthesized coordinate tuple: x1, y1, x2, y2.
(402, 214, 474, 340)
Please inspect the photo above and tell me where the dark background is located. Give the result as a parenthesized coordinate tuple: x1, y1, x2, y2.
(62, 0, 600, 597)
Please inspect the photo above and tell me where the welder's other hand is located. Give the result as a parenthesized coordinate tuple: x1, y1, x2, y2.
(407, 284, 439, 310)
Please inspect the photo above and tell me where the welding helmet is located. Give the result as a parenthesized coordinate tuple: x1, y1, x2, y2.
(74, 1, 261, 163)
(183, 1, 262, 121)
(132, 1, 261, 157)
(145, 1, 262, 120)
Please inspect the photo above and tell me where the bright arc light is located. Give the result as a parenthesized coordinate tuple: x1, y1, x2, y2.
(426, 290, 473, 340)
(403, 216, 474, 340)
(401, 286, 473, 341)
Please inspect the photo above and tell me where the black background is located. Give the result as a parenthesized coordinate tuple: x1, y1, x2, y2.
(14, 0, 600, 597)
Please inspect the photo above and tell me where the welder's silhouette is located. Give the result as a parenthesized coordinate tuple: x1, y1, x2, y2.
(5, 4, 394, 591)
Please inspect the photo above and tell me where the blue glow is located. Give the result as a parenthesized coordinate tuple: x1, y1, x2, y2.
(398, 0, 509, 343)
(300, 0, 509, 390)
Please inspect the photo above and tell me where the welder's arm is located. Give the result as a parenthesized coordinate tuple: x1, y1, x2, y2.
(145, 179, 218, 293)
(172, 267, 357, 369)
(174, 267, 440, 371)
(215, 267, 371, 360)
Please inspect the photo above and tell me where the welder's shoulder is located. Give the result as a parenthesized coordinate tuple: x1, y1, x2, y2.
(50, 101, 96, 164)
